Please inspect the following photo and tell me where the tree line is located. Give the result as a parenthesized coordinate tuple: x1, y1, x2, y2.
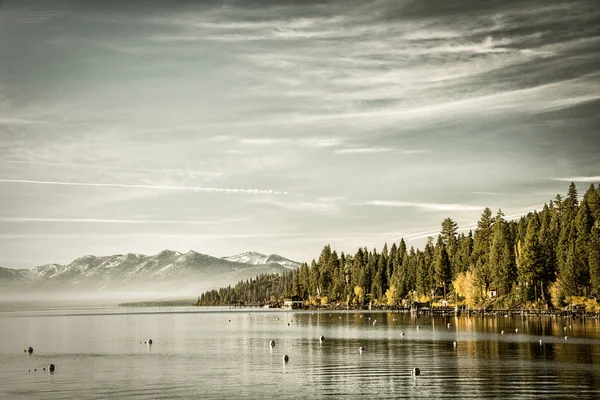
(198, 183, 600, 308)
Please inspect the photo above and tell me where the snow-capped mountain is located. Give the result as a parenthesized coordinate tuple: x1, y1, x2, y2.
(0, 249, 295, 293)
(221, 251, 302, 270)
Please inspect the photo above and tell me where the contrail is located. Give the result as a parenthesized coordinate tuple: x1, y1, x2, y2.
(0, 179, 290, 195)
(0, 217, 247, 224)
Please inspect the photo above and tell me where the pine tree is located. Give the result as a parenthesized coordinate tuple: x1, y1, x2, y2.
(589, 225, 600, 296)
(517, 215, 543, 300)
(435, 243, 452, 299)
(472, 207, 493, 295)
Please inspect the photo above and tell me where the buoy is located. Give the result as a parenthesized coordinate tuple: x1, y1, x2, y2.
(270, 340, 275, 348)
(287, 323, 290, 326)
(319, 335, 325, 342)
(565, 336, 568, 340)
(373, 320, 377, 325)
(447, 323, 451, 328)
(453, 341, 457, 348)
(539, 340, 543, 345)
(358, 346, 365, 352)
(368, 317, 371, 320)
(501, 330, 504, 335)
(515, 329, 519, 333)
(416, 326, 420, 330)
(412, 367, 420, 376)
(229, 320, 231, 323)
(400, 332, 405, 336)
(339, 316, 342, 319)
(43, 368, 46, 371)
(147, 339, 153, 345)
(360, 315, 363, 318)
(283, 355, 289, 364)
(34, 369, 36, 372)
(564, 327, 567, 331)
(569, 324, 572, 329)
(25, 347, 33, 354)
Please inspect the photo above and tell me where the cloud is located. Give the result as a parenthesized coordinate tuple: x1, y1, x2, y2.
(0, 217, 246, 224)
(551, 176, 600, 183)
(0, 179, 291, 196)
(367, 200, 483, 212)
(0, 159, 223, 179)
(334, 147, 428, 155)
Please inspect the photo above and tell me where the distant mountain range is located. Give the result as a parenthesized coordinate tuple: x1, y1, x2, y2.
(0, 250, 302, 297)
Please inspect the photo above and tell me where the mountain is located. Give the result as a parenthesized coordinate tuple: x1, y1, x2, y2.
(222, 251, 302, 270)
(0, 250, 299, 299)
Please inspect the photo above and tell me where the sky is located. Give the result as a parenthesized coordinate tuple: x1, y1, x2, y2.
(1, 0, 599, 268)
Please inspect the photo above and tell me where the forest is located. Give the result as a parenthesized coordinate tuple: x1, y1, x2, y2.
(197, 183, 600, 310)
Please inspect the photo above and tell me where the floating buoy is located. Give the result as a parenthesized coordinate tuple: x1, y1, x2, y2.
(34, 369, 37, 372)
(339, 316, 342, 319)
(358, 346, 365, 352)
(287, 323, 290, 326)
(501, 330, 504, 335)
(569, 324, 572, 329)
(229, 320, 231, 323)
(564, 327, 567, 331)
(360, 315, 363, 319)
(416, 326, 420, 330)
(147, 339, 153, 345)
(539, 340, 543, 345)
(400, 332, 405, 336)
(453, 341, 457, 348)
(43, 368, 46, 371)
(368, 317, 371, 320)
(270, 340, 275, 348)
(515, 329, 519, 333)
(319, 335, 325, 342)
(412, 367, 420, 376)
(447, 323, 451, 328)
(373, 320, 377, 325)
(565, 336, 568, 340)
(283, 355, 289, 364)
(25, 347, 33, 354)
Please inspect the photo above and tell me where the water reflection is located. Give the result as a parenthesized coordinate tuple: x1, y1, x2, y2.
(1, 309, 599, 399)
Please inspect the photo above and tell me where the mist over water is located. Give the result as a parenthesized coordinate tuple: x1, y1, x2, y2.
(1, 309, 599, 399)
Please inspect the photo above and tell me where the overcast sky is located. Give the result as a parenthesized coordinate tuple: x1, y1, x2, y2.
(1, 0, 599, 268)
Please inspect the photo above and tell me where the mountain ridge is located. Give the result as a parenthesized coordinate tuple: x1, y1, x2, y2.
(0, 249, 302, 296)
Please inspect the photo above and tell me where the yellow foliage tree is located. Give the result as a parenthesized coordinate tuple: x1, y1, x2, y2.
(385, 286, 399, 306)
(353, 286, 364, 304)
(453, 271, 477, 308)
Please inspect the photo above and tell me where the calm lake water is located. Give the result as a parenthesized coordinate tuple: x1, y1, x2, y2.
(1, 308, 599, 399)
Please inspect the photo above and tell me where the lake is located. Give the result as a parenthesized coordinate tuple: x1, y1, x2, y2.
(1, 308, 599, 399)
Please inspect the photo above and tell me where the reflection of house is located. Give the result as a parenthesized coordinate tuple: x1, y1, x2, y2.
(283, 296, 303, 310)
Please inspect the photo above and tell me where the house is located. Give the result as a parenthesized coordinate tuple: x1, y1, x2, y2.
(283, 295, 304, 310)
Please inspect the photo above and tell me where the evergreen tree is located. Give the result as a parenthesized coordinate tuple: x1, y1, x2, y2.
(517, 214, 543, 300)
(472, 207, 493, 295)
(434, 243, 452, 299)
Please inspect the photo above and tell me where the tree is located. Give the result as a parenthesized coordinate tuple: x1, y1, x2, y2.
(517, 215, 543, 300)
(441, 218, 459, 275)
(435, 243, 452, 299)
(490, 209, 515, 296)
(472, 208, 493, 296)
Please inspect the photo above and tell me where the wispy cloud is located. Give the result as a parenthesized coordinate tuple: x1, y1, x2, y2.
(0, 217, 246, 224)
(334, 147, 428, 155)
(551, 176, 600, 183)
(367, 200, 483, 212)
(0, 179, 291, 196)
